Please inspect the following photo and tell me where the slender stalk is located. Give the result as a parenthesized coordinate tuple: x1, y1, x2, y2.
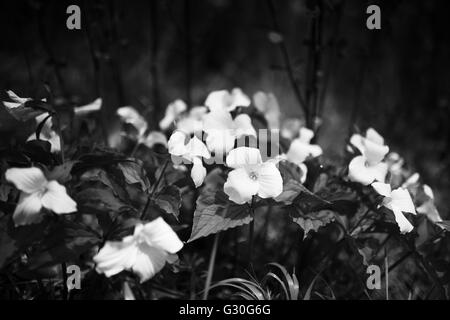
(202, 233, 220, 300)
(130, 141, 141, 157)
(61, 262, 68, 300)
(247, 197, 256, 266)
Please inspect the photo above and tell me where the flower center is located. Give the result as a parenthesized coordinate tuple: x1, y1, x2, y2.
(249, 171, 258, 181)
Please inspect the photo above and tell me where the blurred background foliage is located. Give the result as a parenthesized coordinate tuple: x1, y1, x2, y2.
(0, 0, 448, 215)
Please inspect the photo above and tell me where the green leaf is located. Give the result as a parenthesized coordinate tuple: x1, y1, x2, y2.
(188, 188, 252, 242)
(289, 208, 335, 238)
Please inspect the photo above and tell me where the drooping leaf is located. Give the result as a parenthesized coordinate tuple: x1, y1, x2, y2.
(118, 161, 150, 192)
(188, 188, 252, 242)
(152, 185, 182, 221)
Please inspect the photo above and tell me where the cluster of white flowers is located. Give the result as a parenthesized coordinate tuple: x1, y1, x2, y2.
(347, 128, 417, 234)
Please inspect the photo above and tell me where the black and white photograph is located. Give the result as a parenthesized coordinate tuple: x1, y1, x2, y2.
(0, 0, 449, 308)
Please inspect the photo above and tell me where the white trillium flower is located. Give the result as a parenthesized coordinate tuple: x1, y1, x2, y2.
(224, 147, 283, 205)
(117, 106, 168, 149)
(286, 128, 322, 164)
(27, 113, 61, 153)
(5, 167, 77, 226)
(205, 88, 251, 112)
(372, 182, 416, 234)
(253, 91, 281, 130)
(348, 134, 389, 185)
(203, 107, 256, 155)
(73, 98, 102, 116)
(284, 128, 322, 183)
(168, 131, 211, 188)
(93, 217, 183, 283)
(159, 100, 188, 131)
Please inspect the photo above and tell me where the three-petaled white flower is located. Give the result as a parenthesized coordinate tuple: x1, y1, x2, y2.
(117, 106, 168, 149)
(283, 128, 322, 183)
(168, 131, 211, 187)
(224, 147, 283, 205)
(348, 129, 389, 185)
(372, 182, 416, 234)
(205, 88, 251, 112)
(93, 217, 183, 283)
(5, 167, 77, 226)
(202, 107, 256, 155)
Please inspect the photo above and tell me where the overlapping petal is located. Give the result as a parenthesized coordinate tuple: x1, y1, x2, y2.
(5, 167, 47, 194)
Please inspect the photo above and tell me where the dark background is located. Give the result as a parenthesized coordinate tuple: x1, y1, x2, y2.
(0, 0, 448, 216)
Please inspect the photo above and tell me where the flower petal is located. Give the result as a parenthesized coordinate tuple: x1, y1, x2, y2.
(391, 205, 414, 234)
(205, 90, 229, 112)
(256, 162, 283, 199)
(203, 107, 234, 132)
(13, 193, 43, 226)
(391, 188, 416, 214)
(205, 130, 236, 155)
(132, 243, 168, 283)
(168, 131, 188, 156)
(226, 147, 262, 168)
(191, 157, 207, 188)
(140, 217, 184, 254)
(348, 155, 388, 185)
(185, 136, 211, 159)
(349, 133, 365, 153)
(224, 168, 259, 204)
(286, 139, 322, 164)
(298, 127, 314, 144)
(5, 167, 47, 194)
(372, 182, 392, 197)
(41, 181, 77, 214)
(142, 131, 168, 149)
(233, 114, 257, 138)
(366, 128, 384, 145)
(229, 88, 251, 111)
(363, 139, 389, 166)
(159, 100, 187, 130)
(94, 239, 138, 278)
(74, 98, 102, 116)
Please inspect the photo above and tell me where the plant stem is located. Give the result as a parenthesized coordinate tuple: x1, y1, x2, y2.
(61, 262, 68, 300)
(130, 141, 141, 157)
(203, 233, 219, 300)
(247, 197, 256, 266)
(384, 249, 389, 300)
